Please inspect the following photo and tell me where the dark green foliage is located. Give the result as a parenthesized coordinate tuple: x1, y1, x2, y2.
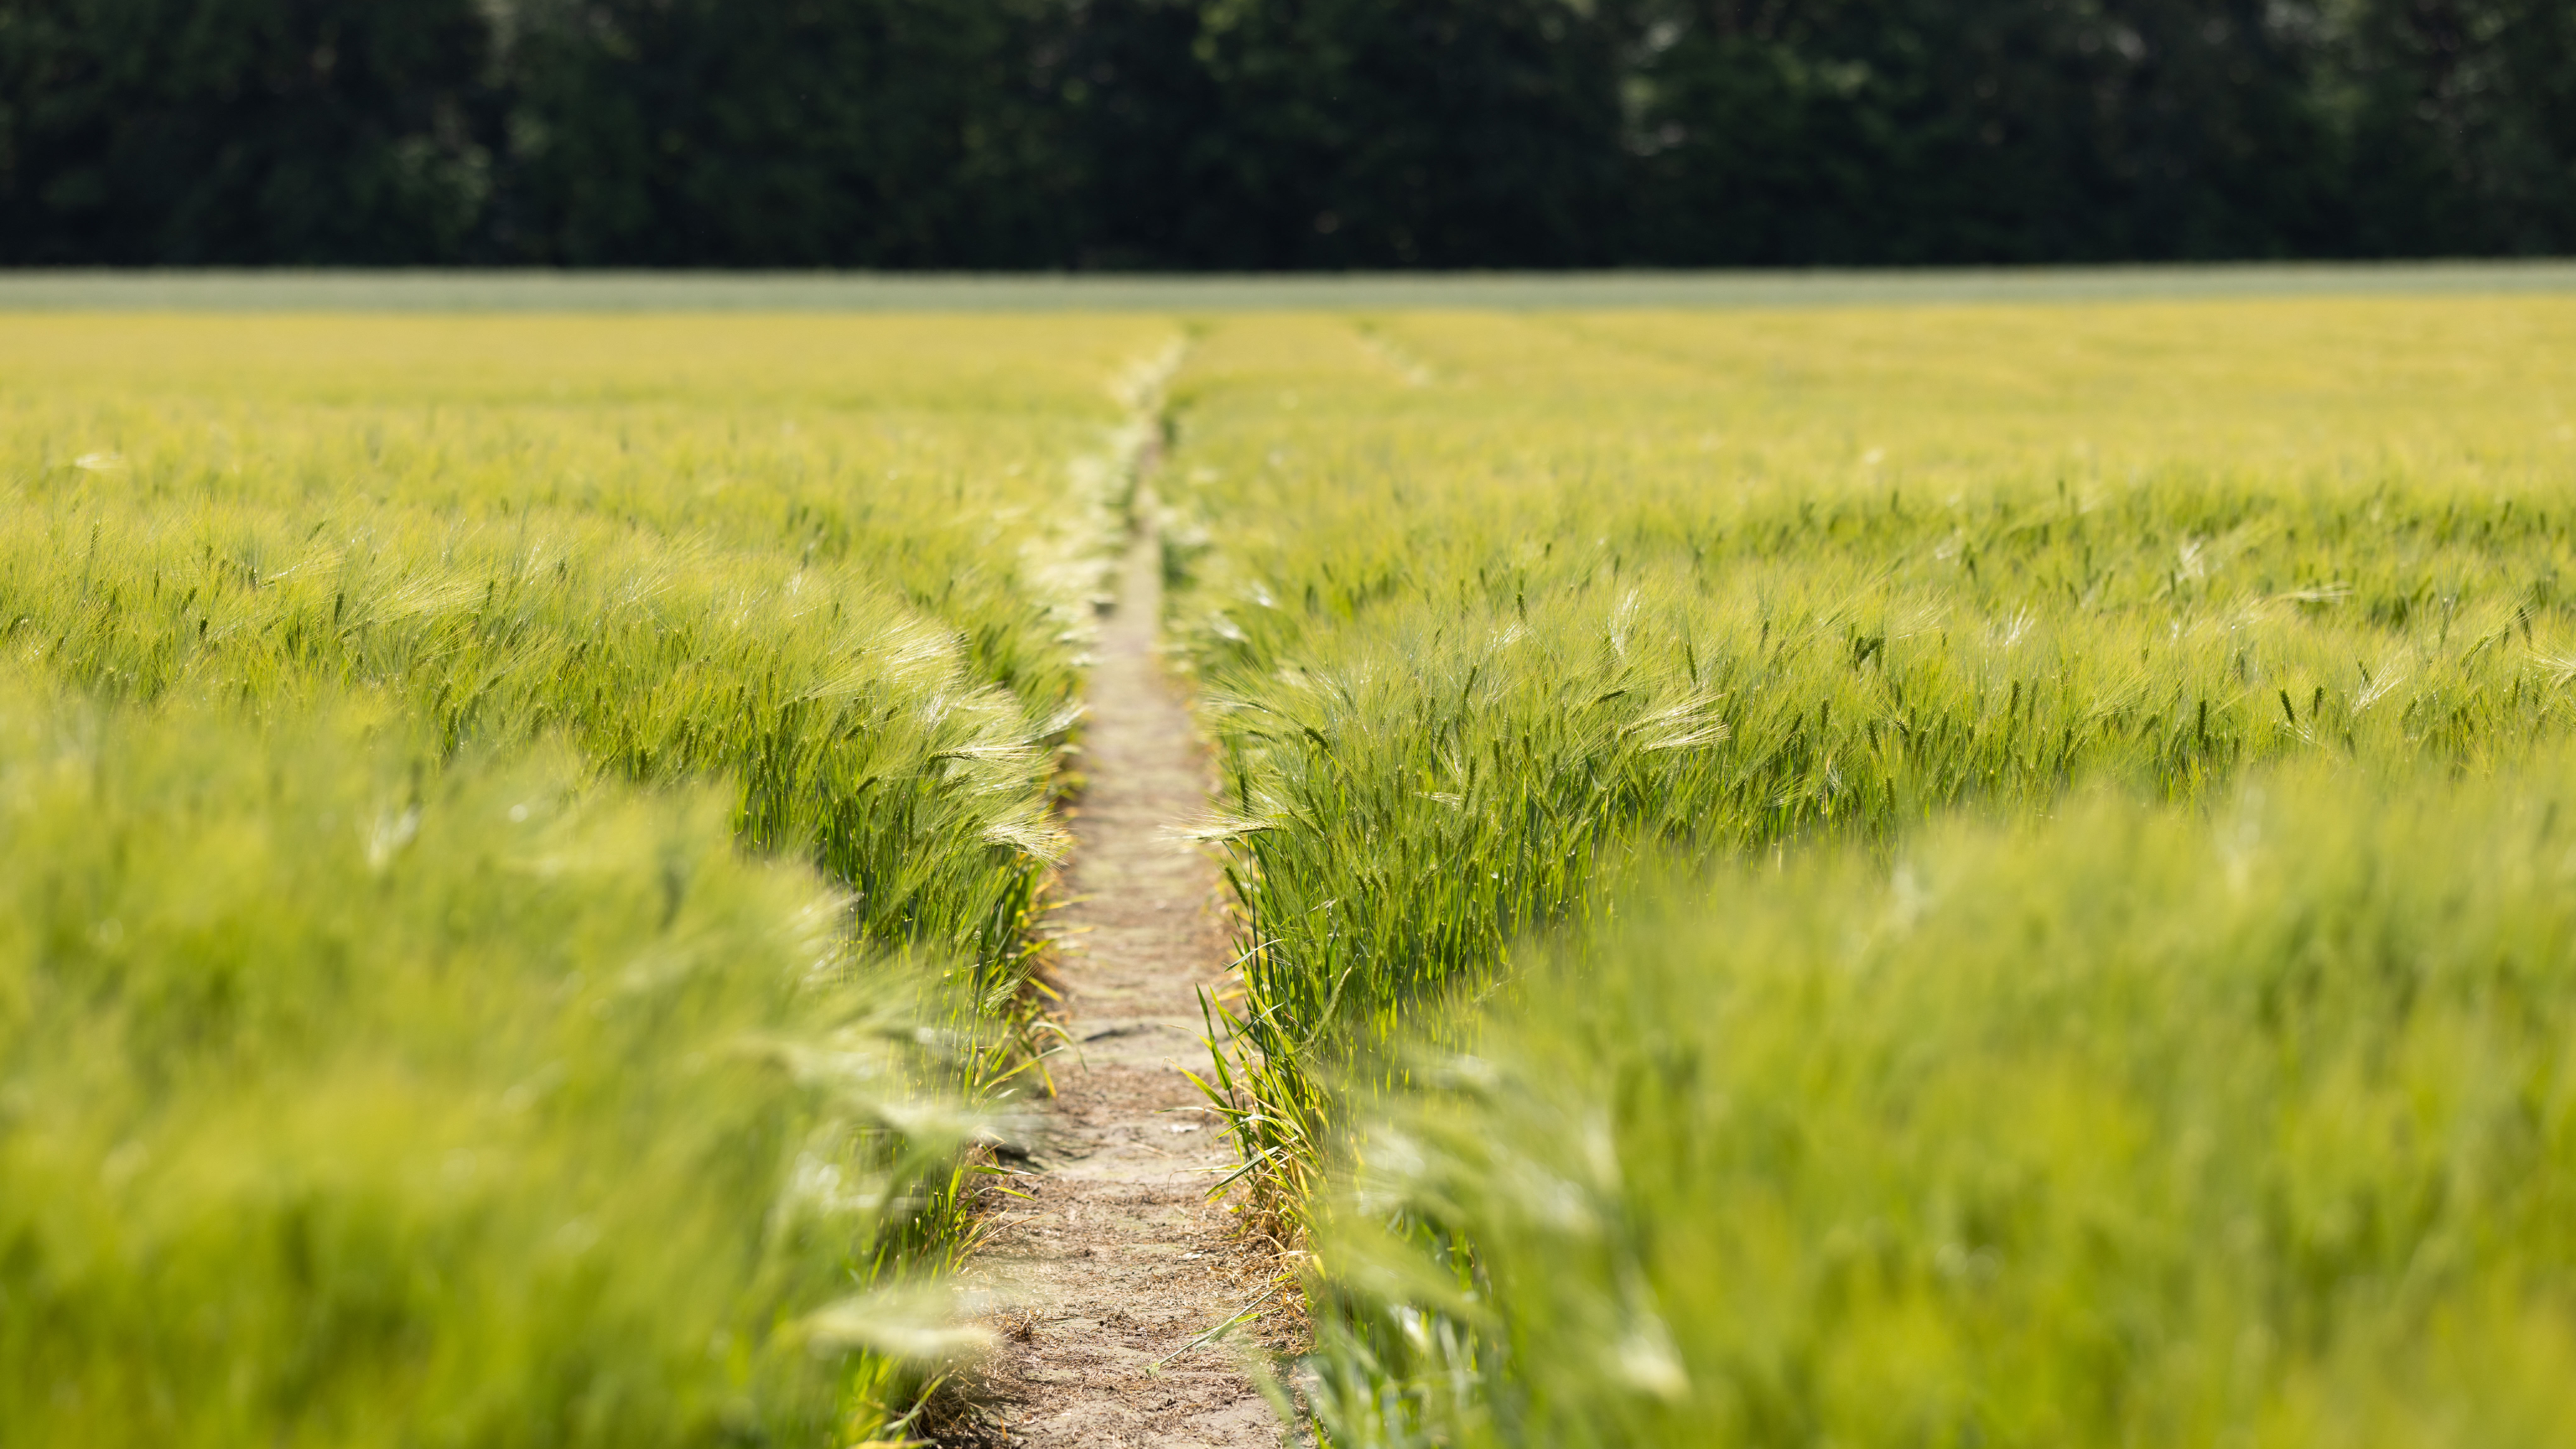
(2332, 0, 2576, 255)
(1624, 0, 2346, 262)
(1, 0, 2572, 265)
(501, 0, 1079, 265)
(0, 0, 497, 262)
(1066, 0, 1628, 267)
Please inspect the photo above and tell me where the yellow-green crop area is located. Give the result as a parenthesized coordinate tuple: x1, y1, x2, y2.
(1153, 300, 2576, 1446)
(0, 313, 1175, 1444)
(9, 289, 2576, 1447)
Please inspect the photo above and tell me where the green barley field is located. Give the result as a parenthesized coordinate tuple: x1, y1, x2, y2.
(8, 273, 2576, 1446)
(0, 311, 1170, 1444)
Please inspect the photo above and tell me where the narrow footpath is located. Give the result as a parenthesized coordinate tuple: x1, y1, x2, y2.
(952, 498, 1295, 1447)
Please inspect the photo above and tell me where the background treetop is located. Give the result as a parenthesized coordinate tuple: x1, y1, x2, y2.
(3, 0, 2568, 267)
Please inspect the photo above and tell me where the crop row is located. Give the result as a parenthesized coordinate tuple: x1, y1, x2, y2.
(1156, 301, 2576, 1442)
(0, 315, 1172, 1444)
(1311, 755, 2576, 1446)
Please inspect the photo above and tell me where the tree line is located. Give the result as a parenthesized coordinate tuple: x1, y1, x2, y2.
(3, 0, 2570, 267)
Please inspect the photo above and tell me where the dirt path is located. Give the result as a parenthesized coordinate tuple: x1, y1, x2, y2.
(948, 496, 1295, 1447)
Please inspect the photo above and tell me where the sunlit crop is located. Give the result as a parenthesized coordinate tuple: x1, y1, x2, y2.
(17, 290, 2576, 1446)
(1310, 756, 2576, 1447)
(0, 312, 1175, 1443)
(1156, 299, 2576, 1443)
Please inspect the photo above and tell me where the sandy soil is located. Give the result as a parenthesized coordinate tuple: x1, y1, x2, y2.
(943, 506, 1298, 1447)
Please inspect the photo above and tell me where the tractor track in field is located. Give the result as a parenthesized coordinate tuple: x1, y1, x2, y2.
(941, 472, 1301, 1447)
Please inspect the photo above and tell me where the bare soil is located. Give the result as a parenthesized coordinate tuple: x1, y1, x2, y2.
(945, 505, 1298, 1447)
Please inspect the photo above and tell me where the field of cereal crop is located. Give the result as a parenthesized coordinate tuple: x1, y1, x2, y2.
(8, 273, 2576, 1446)
(0, 310, 1175, 1443)
(1156, 299, 2576, 1446)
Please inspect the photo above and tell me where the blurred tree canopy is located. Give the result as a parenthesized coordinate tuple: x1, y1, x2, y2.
(1, 0, 2569, 265)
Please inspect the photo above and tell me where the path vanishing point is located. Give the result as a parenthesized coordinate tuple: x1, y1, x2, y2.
(953, 492, 1297, 1447)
